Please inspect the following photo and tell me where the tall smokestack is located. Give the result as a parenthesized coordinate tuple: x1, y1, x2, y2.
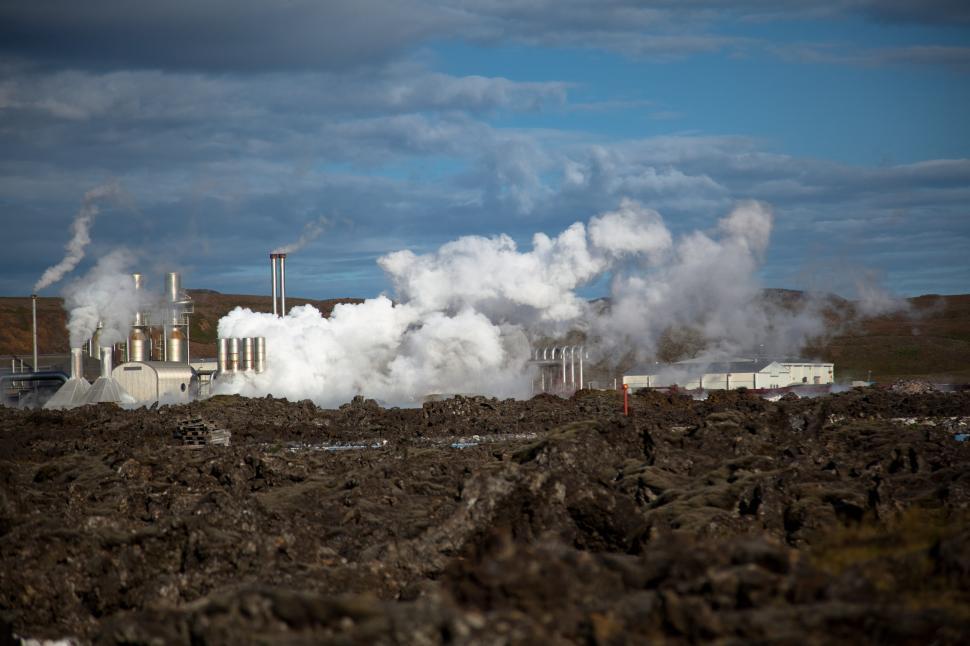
(31, 294, 38, 370)
(271, 254, 278, 317)
(129, 273, 147, 363)
(280, 253, 287, 317)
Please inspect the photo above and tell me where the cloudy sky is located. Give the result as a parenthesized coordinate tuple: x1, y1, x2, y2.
(2, 0, 968, 299)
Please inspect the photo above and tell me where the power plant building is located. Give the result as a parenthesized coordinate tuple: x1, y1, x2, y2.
(112, 361, 197, 403)
(624, 359, 834, 391)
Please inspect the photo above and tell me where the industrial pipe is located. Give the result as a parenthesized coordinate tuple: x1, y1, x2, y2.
(279, 253, 287, 317)
(31, 294, 38, 370)
(100, 346, 112, 378)
(578, 345, 585, 391)
(71, 347, 83, 380)
(271, 254, 278, 317)
(569, 346, 577, 386)
(560, 347, 566, 387)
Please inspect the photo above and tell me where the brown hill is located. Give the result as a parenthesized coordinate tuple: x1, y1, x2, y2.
(0, 291, 363, 364)
(1, 291, 967, 383)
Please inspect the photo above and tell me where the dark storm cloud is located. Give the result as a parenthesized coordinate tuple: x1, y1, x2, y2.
(0, 0, 457, 71)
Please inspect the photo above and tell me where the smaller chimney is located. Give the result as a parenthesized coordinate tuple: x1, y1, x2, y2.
(71, 347, 83, 380)
(100, 346, 112, 378)
(279, 254, 287, 317)
(31, 294, 38, 370)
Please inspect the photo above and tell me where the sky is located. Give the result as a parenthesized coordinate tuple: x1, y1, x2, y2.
(1, 0, 968, 300)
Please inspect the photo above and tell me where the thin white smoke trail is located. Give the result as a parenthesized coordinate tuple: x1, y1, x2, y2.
(273, 216, 330, 255)
(33, 181, 122, 292)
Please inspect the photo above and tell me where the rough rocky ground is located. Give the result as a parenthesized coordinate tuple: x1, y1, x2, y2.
(1, 387, 969, 644)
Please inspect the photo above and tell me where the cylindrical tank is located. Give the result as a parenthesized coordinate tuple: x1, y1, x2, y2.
(217, 338, 228, 374)
(129, 327, 147, 363)
(241, 337, 254, 372)
(167, 327, 185, 363)
(253, 337, 266, 373)
(226, 337, 240, 373)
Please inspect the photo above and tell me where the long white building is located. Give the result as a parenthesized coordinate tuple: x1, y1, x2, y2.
(623, 358, 834, 391)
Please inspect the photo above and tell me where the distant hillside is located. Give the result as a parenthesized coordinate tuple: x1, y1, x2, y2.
(1, 291, 967, 383)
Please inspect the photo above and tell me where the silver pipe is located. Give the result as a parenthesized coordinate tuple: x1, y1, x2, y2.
(570, 346, 576, 386)
(561, 347, 566, 385)
(165, 272, 180, 304)
(100, 346, 112, 378)
(71, 347, 83, 380)
(271, 254, 278, 317)
(31, 294, 38, 370)
(280, 254, 287, 316)
(132, 273, 144, 326)
(579, 346, 584, 390)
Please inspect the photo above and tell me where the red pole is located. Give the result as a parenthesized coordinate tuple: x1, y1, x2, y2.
(622, 383, 629, 416)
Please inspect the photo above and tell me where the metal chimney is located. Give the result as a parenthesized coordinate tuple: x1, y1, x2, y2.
(71, 347, 83, 380)
(31, 294, 38, 370)
(271, 254, 278, 317)
(129, 273, 148, 363)
(100, 345, 112, 378)
(279, 253, 287, 317)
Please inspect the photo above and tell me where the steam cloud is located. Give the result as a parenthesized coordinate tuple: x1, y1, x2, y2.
(62, 250, 143, 348)
(272, 216, 330, 254)
(33, 181, 121, 293)
(216, 198, 900, 406)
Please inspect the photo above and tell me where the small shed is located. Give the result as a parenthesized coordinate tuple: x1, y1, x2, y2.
(112, 361, 197, 403)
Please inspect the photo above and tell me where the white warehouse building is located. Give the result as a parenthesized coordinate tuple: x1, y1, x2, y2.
(623, 358, 834, 391)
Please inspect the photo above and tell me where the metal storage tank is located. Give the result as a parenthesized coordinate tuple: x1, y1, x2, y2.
(113, 361, 197, 403)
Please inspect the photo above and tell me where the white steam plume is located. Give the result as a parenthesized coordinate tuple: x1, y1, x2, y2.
(63, 250, 142, 348)
(273, 216, 330, 254)
(216, 198, 899, 407)
(33, 181, 122, 292)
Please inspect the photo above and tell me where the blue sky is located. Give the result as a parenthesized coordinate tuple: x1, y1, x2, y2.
(1, 0, 968, 300)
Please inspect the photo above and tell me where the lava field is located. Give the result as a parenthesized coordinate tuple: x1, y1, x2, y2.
(1, 387, 969, 644)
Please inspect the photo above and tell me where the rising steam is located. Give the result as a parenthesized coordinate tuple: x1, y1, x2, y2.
(217, 198, 899, 407)
(33, 181, 122, 292)
(62, 250, 141, 348)
(272, 216, 330, 254)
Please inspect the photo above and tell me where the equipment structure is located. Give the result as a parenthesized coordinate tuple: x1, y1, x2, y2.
(531, 345, 587, 396)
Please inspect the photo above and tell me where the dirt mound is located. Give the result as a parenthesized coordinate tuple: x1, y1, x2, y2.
(1, 389, 969, 643)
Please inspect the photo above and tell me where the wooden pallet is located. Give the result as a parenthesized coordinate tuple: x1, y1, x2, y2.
(175, 417, 231, 447)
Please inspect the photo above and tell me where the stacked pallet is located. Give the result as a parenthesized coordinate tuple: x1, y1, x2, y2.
(174, 417, 231, 448)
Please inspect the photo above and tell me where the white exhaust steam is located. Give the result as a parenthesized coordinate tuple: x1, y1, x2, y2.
(215, 198, 900, 407)
(33, 181, 122, 293)
(272, 216, 330, 255)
